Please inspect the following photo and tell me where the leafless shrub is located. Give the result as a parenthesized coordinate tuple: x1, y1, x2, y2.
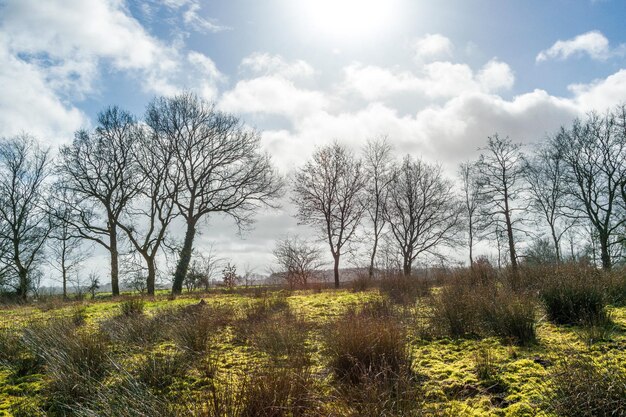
(21, 318, 111, 410)
(378, 272, 431, 304)
(203, 365, 317, 417)
(325, 308, 411, 384)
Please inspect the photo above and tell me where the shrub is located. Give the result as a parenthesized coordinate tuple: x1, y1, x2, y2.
(243, 294, 290, 323)
(429, 280, 481, 338)
(325, 309, 410, 384)
(358, 298, 396, 319)
(351, 273, 372, 292)
(480, 290, 537, 346)
(473, 345, 497, 382)
(70, 372, 178, 417)
(135, 351, 189, 391)
(426, 269, 537, 344)
(204, 365, 316, 417)
(71, 305, 88, 326)
(604, 269, 626, 305)
(100, 313, 164, 347)
(550, 354, 626, 417)
(540, 271, 608, 326)
(335, 367, 423, 417)
(379, 273, 430, 304)
(0, 327, 41, 376)
(247, 313, 310, 365)
(169, 303, 233, 353)
(119, 298, 145, 316)
(21, 318, 111, 409)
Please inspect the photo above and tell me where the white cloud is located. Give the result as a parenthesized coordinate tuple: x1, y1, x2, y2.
(219, 77, 328, 120)
(240, 53, 315, 81)
(569, 69, 626, 111)
(0, 40, 87, 142)
(252, 66, 625, 174)
(412, 34, 453, 63)
(536, 30, 617, 62)
(182, 2, 231, 33)
(340, 59, 515, 101)
(0, 0, 226, 133)
(477, 59, 515, 92)
(156, 0, 230, 33)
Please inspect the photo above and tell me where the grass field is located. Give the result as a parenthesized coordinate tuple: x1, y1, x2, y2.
(1, 266, 625, 416)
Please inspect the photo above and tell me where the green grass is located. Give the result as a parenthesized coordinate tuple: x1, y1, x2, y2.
(0, 284, 625, 416)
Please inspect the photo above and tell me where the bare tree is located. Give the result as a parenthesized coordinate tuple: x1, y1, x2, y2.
(475, 134, 528, 270)
(292, 142, 366, 288)
(241, 263, 258, 288)
(47, 190, 90, 299)
(384, 155, 462, 276)
(146, 93, 283, 295)
(193, 246, 225, 290)
(554, 109, 626, 269)
(459, 161, 480, 265)
(0, 135, 51, 301)
(87, 272, 100, 299)
(222, 263, 239, 289)
(116, 126, 178, 295)
(613, 105, 626, 210)
(362, 137, 394, 278)
(273, 235, 324, 289)
(58, 106, 142, 295)
(524, 144, 575, 264)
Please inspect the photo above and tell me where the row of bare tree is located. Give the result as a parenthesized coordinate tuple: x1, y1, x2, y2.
(0, 94, 624, 299)
(0, 93, 282, 300)
(283, 105, 626, 288)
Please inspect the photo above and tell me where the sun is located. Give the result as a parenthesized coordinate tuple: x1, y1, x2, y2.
(299, 0, 400, 40)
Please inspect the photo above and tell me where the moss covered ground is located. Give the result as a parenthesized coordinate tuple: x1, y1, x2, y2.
(0, 287, 624, 416)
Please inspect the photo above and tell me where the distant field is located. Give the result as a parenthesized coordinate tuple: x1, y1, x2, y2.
(1, 268, 626, 416)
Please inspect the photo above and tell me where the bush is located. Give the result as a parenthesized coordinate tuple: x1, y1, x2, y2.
(540, 270, 608, 326)
(100, 313, 164, 347)
(169, 303, 233, 353)
(550, 354, 626, 417)
(119, 298, 145, 316)
(430, 279, 481, 338)
(351, 273, 372, 292)
(204, 365, 316, 417)
(70, 372, 178, 417)
(379, 273, 430, 304)
(243, 294, 290, 323)
(335, 367, 423, 417)
(21, 318, 111, 409)
(427, 270, 537, 344)
(480, 290, 537, 346)
(325, 309, 411, 384)
(247, 313, 310, 365)
(0, 327, 41, 376)
(135, 351, 190, 391)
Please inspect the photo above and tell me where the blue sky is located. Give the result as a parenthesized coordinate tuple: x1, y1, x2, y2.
(0, 0, 625, 276)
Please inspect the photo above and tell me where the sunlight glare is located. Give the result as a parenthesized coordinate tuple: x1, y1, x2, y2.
(300, 0, 399, 40)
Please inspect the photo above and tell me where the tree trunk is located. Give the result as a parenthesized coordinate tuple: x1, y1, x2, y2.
(333, 254, 340, 288)
(550, 226, 561, 264)
(146, 255, 156, 296)
(403, 256, 411, 276)
(468, 220, 474, 266)
(110, 226, 120, 296)
(599, 233, 612, 270)
(62, 269, 67, 300)
(503, 210, 518, 269)
(18, 268, 28, 302)
(172, 220, 197, 294)
(368, 237, 378, 279)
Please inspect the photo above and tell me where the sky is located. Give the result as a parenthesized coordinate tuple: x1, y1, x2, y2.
(1, 0, 625, 280)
